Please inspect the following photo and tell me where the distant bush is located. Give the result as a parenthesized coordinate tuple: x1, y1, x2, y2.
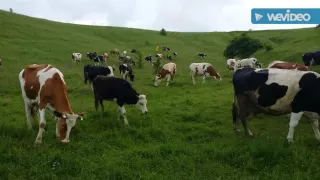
(264, 43, 273, 51)
(160, 28, 167, 36)
(223, 33, 264, 59)
(316, 24, 320, 28)
(153, 59, 161, 74)
(135, 50, 143, 68)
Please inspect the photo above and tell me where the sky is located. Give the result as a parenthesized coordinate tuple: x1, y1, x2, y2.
(0, 0, 319, 32)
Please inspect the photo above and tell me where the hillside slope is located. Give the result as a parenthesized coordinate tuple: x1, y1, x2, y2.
(1, 10, 320, 179)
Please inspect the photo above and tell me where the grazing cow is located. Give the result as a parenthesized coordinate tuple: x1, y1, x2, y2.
(154, 62, 176, 87)
(93, 53, 108, 66)
(110, 48, 120, 55)
(83, 64, 115, 85)
(121, 51, 127, 57)
(87, 52, 97, 61)
(198, 53, 207, 58)
(302, 51, 320, 66)
(189, 62, 222, 84)
(268, 61, 309, 71)
(119, 55, 136, 66)
(72, 53, 82, 66)
(232, 67, 320, 143)
(119, 64, 135, 82)
(92, 76, 148, 126)
(234, 57, 262, 71)
(18, 64, 85, 144)
(145, 55, 152, 63)
(163, 47, 170, 52)
(156, 54, 163, 59)
(227, 59, 239, 71)
(166, 55, 172, 60)
(173, 52, 178, 57)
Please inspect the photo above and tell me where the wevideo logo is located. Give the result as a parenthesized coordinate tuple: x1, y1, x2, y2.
(251, 8, 320, 24)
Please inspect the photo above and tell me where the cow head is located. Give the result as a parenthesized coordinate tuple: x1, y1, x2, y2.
(136, 94, 148, 114)
(107, 66, 115, 77)
(53, 111, 85, 143)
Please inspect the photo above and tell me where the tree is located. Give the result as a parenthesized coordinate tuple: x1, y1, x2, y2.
(223, 33, 264, 59)
(160, 28, 167, 36)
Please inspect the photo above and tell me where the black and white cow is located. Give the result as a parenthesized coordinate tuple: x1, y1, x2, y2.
(83, 64, 115, 85)
(163, 47, 170, 52)
(119, 64, 134, 82)
(87, 52, 97, 61)
(198, 53, 207, 58)
(145, 55, 152, 63)
(232, 67, 320, 143)
(302, 51, 320, 66)
(173, 52, 178, 57)
(92, 76, 148, 126)
(166, 54, 172, 60)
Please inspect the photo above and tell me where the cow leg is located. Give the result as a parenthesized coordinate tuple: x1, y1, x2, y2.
(24, 101, 33, 130)
(232, 101, 241, 132)
(118, 106, 129, 126)
(56, 120, 59, 138)
(202, 74, 206, 84)
(99, 99, 104, 112)
(166, 75, 171, 86)
(238, 95, 253, 136)
(191, 73, 196, 84)
(286, 112, 303, 143)
(35, 108, 46, 145)
(94, 98, 100, 111)
(310, 115, 320, 141)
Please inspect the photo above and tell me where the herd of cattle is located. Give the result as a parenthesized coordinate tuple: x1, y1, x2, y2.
(14, 48, 320, 145)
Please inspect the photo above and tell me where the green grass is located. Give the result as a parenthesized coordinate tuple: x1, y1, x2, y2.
(1, 10, 320, 180)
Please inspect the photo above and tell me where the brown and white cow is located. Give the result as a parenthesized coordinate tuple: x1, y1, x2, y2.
(18, 64, 85, 145)
(154, 62, 176, 87)
(189, 62, 222, 84)
(268, 60, 309, 71)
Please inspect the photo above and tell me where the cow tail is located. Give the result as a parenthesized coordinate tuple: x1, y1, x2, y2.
(232, 95, 239, 128)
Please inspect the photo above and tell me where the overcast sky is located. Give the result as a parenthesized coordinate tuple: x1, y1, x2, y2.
(0, 0, 319, 32)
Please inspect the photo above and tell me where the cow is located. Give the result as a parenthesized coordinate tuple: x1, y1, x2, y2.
(234, 57, 262, 71)
(156, 54, 163, 59)
(110, 48, 120, 55)
(189, 63, 222, 84)
(166, 55, 172, 60)
(163, 47, 170, 52)
(72, 53, 82, 66)
(18, 64, 85, 145)
(268, 61, 309, 71)
(86, 52, 97, 61)
(83, 64, 115, 86)
(198, 53, 207, 58)
(173, 52, 178, 57)
(0, 57, 2, 67)
(232, 67, 320, 143)
(154, 62, 176, 87)
(119, 55, 136, 66)
(145, 55, 152, 63)
(93, 53, 108, 66)
(121, 51, 127, 57)
(92, 76, 148, 126)
(119, 64, 135, 82)
(227, 59, 239, 71)
(302, 51, 320, 66)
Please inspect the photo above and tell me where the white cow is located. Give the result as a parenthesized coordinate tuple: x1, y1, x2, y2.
(154, 62, 176, 87)
(72, 53, 82, 66)
(234, 57, 262, 71)
(226, 59, 239, 71)
(189, 62, 222, 84)
(156, 54, 163, 59)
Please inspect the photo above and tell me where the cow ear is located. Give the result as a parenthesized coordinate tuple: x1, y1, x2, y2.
(54, 111, 67, 118)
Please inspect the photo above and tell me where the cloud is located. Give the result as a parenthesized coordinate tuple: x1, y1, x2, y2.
(0, 0, 319, 32)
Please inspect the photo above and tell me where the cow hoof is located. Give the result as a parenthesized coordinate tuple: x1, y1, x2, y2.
(34, 140, 42, 146)
(287, 139, 294, 144)
(61, 139, 69, 144)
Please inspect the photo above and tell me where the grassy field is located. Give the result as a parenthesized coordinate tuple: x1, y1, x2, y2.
(1, 9, 320, 180)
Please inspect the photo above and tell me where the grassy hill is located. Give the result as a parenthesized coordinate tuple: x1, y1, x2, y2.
(1, 9, 320, 179)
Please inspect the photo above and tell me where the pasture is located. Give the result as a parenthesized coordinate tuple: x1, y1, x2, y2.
(1, 10, 320, 179)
